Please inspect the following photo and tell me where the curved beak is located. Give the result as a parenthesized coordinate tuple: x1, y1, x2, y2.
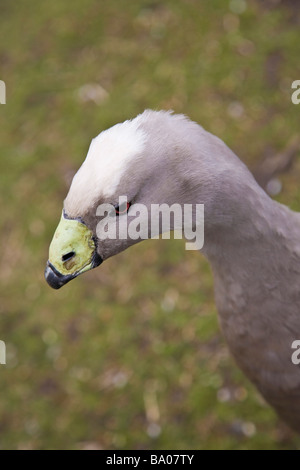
(45, 261, 78, 289)
(45, 212, 102, 289)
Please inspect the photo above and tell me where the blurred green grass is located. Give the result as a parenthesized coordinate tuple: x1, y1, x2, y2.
(0, 0, 300, 449)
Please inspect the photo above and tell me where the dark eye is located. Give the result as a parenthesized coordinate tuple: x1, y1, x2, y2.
(114, 201, 131, 216)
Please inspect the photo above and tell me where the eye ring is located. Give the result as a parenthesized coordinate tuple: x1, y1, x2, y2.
(114, 201, 131, 216)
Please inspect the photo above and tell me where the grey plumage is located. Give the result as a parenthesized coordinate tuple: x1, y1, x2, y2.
(136, 112, 300, 432)
(48, 110, 300, 432)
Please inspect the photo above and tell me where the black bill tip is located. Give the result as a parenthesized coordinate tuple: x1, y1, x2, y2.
(44, 262, 76, 289)
(45, 254, 103, 290)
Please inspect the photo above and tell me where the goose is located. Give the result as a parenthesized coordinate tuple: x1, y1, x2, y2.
(45, 109, 300, 433)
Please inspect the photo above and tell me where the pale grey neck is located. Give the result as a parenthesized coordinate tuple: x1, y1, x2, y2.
(200, 169, 300, 293)
(194, 159, 300, 431)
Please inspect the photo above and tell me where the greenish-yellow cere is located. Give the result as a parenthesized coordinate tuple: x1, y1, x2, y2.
(1, 0, 300, 450)
(49, 213, 96, 276)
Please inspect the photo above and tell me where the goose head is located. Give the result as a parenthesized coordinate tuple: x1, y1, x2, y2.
(45, 110, 300, 434)
(45, 109, 238, 289)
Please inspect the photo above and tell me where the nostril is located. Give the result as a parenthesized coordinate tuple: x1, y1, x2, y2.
(62, 251, 75, 262)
